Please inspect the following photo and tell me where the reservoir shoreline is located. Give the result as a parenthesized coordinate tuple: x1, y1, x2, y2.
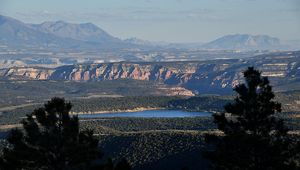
(70, 107, 164, 115)
(76, 109, 212, 118)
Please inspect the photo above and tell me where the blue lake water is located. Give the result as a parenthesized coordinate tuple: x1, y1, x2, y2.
(78, 110, 211, 118)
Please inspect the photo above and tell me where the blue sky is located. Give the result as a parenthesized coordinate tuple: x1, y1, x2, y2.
(0, 0, 299, 42)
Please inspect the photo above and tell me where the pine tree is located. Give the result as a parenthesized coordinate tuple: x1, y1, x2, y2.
(0, 98, 102, 170)
(205, 67, 300, 170)
(114, 158, 131, 170)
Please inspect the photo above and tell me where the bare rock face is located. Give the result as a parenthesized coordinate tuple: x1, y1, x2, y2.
(45, 63, 199, 84)
(3, 67, 53, 80)
(1, 51, 300, 94)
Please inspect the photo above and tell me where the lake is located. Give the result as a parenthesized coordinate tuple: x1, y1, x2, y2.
(78, 110, 211, 118)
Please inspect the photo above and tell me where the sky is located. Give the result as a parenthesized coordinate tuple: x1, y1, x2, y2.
(0, 0, 299, 43)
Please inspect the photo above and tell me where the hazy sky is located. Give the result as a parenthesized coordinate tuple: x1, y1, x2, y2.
(0, 0, 299, 42)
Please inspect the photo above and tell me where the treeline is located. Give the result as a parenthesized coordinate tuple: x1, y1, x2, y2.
(98, 132, 206, 169)
(80, 117, 215, 133)
(167, 95, 232, 112)
(70, 96, 181, 113)
(71, 95, 233, 113)
(0, 79, 176, 108)
(0, 96, 181, 125)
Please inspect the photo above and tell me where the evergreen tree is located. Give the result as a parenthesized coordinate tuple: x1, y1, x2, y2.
(205, 67, 300, 170)
(0, 97, 130, 170)
(114, 158, 131, 170)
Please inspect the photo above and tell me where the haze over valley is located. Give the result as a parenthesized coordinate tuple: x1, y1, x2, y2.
(0, 0, 300, 169)
(0, 15, 298, 69)
(0, 13, 300, 125)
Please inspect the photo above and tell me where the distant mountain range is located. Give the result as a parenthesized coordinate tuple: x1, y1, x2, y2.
(0, 15, 131, 50)
(0, 15, 296, 51)
(29, 21, 121, 43)
(202, 34, 285, 50)
(124, 38, 205, 49)
(0, 15, 78, 48)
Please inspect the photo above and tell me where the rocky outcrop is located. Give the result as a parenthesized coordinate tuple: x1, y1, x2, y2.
(46, 63, 200, 84)
(1, 51, 300, 94)
(2, 67, 53, 80)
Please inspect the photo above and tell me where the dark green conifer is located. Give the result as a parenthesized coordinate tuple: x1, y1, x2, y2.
(205, 67, 300, 170)
(0, 97, 131, 170)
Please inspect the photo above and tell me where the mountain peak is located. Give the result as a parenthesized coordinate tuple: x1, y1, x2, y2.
(0, 15, 292, 51)
(0, 15, 127, 49)
(203, 34, 281, 50)
(30, 20, 121, 43)
(0, 15, 23, 25)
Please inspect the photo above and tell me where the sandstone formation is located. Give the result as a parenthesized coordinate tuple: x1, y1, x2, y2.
(1, 52, 299, 94)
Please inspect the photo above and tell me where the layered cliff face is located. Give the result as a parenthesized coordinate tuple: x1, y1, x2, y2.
(1, 51, 300, 94)
(2, 67, 53, 80)
(50, 63, 198, 83)
(2, 63, 229, 87)
(0, 62, 239, 94)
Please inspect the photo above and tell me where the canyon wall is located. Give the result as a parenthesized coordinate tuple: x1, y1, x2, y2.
(1, 52, 300, 94)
